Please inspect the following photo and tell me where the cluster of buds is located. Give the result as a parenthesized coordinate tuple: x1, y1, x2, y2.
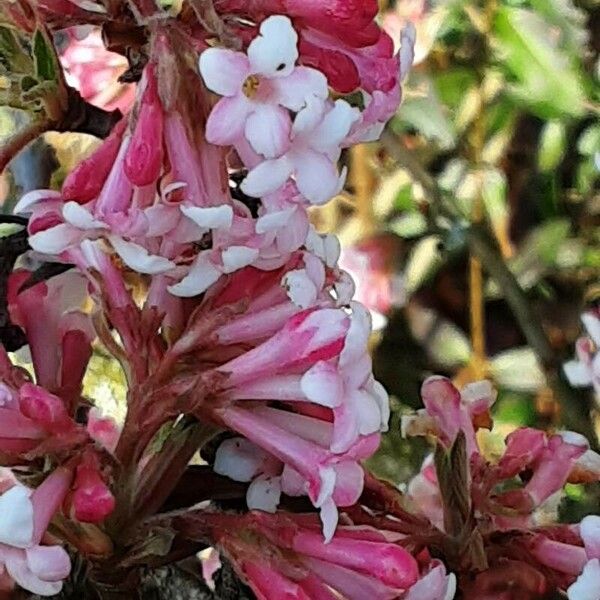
(397, 377, 600, 597)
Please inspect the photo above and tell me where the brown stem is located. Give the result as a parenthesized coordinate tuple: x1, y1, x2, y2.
(0, 118, 52, 174)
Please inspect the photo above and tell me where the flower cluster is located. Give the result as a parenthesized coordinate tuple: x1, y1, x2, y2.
(2, 3, 415, 596)
(400, 377, 600, 597)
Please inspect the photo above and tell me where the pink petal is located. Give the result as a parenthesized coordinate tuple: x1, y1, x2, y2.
(206, 95, 251, 146)
(5, 548, 63, 596)
(245, 105, 292, 159)
(198, 48, 249, 96)
(300, 361, 343, 408)
(291, 149, 340, 205)
(25, 545, 71, 582)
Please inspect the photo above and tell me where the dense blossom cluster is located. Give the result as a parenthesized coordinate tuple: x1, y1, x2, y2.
(0, 0, 598, 598)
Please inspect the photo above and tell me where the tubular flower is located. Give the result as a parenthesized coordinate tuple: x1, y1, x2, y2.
(193, 511, 419, 599)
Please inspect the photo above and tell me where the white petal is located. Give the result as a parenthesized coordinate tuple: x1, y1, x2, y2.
(292, 96, 326, 138)
(247, 15, 298, 78)
(256, 208, 294, 234)
(567, 559, 600, 600)
(245, 105, 291, 159)
(109, 236, 175, 275)
(214, 438, 270, 482)
(198, 48, 249, 96)
(323, 234, 341, 268)
(0, 486, 34, 548)
(241, 156, 293, 198)
(319, 498, 338, 544)
(180, 205, 233, 230)
(315, 467, 336, 508)
(582, 312, 600, 346)
(301, 361, 343, 407)
(246, 475, 281, 513)
(581, 516, 600, 560)
(29, 224, 81, 254)
(283, 269, 319, 309)
(14, 190, 61, 215)
(312, 100, 360, 153)
(221, 246, 259, 273)
(62, 202, 106, 230)
(564, 360, 592, 387)
(168, 254, 221, 297)
(272, 66, 329, 112)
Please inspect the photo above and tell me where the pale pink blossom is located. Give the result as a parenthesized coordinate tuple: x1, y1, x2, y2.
(199, 15, 328, 159)
(241, 97, 359, 204)
(0, 469, 72, 596)
(564, 309, 600, 396)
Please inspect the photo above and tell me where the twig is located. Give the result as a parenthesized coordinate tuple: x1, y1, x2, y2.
(0, 118, 52, 175)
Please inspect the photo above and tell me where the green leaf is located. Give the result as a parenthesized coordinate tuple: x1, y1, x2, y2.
(32, 28, 57, 82)
(577, 125, 600, 156)
(492, 7, 585, 118)
(538, 121, 567, 172)
(390, 212, 427, 239)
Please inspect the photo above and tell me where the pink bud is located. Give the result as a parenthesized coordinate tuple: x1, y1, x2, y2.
(291, 530, 419, 589)
(19, 384, 74, 434)
(241, 561, 311, 600)
(124, 64, 164, 186)
(62, 119, 127, 203)
(72, 456, 115, 523)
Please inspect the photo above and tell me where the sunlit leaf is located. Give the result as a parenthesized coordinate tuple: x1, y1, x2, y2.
(492, 7, 585, 118)
(538, 121, 567, 172)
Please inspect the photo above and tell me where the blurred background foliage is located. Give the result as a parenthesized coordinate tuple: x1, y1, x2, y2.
(0, 0, 599, 516)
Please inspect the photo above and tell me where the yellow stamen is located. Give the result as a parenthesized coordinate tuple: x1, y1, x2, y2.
(242, 74, 260, 98)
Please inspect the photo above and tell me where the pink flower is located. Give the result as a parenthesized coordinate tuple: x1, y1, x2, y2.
(199, 15, 328, 159)
(241, 97, 358, 204)
(563, 516, 600, 599)
(8, 270, 94, 396)
(564, 309, 600, 396)
(0, 469, 72, 596)
(71, 452, 115, 523)
(59, 27, 134, 113)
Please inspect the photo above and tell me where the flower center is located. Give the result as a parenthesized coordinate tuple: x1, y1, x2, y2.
(242, 74, 261, 99)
